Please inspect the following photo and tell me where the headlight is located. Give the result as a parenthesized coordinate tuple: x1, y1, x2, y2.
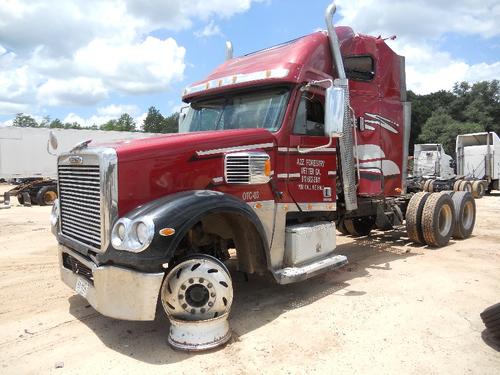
(136, 222, 149, 245)
(111, 217, 154, 253)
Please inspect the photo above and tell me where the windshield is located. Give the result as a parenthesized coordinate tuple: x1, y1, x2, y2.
(179, 88, 289, 133)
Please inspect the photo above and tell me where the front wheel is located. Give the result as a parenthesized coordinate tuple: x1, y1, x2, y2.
(160, 254, 233, 321)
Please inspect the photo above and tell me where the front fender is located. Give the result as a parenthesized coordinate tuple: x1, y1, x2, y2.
(97, 190, 270, 272)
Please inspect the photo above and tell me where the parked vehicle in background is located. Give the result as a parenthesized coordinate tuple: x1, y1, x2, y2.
(457, 132, 500, 194)
(1, 127, 158, 206)
(51, 1, 478, 351)
(408, 141, 489, 199)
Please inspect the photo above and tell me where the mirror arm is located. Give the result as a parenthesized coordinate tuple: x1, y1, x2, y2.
(46, 140, 57, 156)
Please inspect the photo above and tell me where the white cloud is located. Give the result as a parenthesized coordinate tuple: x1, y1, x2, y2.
(97, 104, 140, 117)
(195, 21, 223, 38)
(0, 0, 260, 115)
(37, 77, 108, 106)
(336, 0, 500, 94)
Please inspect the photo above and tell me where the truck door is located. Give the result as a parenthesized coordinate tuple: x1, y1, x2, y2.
(285, 93, 337, 209)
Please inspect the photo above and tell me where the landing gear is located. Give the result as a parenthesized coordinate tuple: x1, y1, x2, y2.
(160, 254, 233, 351)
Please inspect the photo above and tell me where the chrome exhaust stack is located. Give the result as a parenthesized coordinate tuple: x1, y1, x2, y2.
(225, 40, 233, 61)
(325, 2, 358, 211)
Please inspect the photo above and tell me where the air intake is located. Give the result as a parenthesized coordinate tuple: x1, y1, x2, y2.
(225, 152, 270, 184)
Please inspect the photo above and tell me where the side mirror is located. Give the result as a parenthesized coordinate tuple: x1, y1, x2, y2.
(49, 131, 58, 150)
(324, 86, 345, 137)
(47, 130, 58, 156)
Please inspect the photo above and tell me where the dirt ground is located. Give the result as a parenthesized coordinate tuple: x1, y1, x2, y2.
(0, 183, 499, 374)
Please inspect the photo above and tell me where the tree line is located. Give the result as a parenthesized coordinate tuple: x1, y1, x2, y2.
(11, 106, 179, 133)
(10, 80, 499, 156)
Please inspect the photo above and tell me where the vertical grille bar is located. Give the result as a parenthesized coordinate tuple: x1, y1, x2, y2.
(58, 164, 102, 249)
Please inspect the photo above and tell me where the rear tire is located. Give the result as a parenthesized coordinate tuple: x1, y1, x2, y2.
(406, 192, 430, 244)
(459, 180, 472, 192)
(453, 180, 462, 192)
(423, 180, 431, 192)
(345, 216, 376, 236)
(451, 191, 475, 239)
(481, 303, 500, 338)
(472, 181, 485, 199)
(16, 194, 24, 205)
(36, 186, 58, 206)
(337, 219, 349, 235)
(421, 193, 456, 247)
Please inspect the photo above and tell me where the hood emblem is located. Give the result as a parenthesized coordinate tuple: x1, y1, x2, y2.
(69, 156, 83, 165)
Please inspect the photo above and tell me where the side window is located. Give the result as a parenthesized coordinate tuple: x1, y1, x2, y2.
(345, 55, 375, 81)
(293, 95, 325, 136)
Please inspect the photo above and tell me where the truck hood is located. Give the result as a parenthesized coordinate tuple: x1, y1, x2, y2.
(95, 129, 276, 216)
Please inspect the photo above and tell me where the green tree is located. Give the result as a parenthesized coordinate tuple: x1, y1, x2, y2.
(49, 118, 64, 128)
(143, 106, 165, 133)
(100, 113, 136, 131)
(116, 113, 136, 131)
(418, 108, 484, 156)
(163, 113, 179, 133)
(12, 113, 38, 128)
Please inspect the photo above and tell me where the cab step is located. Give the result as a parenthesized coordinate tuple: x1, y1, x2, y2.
(274, 254, 348, 285)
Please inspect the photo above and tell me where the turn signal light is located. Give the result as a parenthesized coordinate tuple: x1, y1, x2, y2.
(159, 228, 176, 237)
(264, 159, 271, 177)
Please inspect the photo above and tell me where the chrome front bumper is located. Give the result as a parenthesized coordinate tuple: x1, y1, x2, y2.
(58, 245, 164, 321)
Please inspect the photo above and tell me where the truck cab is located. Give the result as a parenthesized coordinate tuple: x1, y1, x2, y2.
(51, 2, 433, 351)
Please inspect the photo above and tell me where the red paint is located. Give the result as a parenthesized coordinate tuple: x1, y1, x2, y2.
(106, 28, 405, 216)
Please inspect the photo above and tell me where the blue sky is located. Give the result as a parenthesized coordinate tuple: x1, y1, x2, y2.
(1, 0, 499, 127)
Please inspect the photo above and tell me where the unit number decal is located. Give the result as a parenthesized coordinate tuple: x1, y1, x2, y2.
(242, 191, 260, 201)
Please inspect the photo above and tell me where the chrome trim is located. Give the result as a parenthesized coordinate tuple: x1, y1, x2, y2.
(57, 147, 118, 253)
(224, 151, 271, 184)
(59, 245, 163, 321)
(196, 142, 274, 156)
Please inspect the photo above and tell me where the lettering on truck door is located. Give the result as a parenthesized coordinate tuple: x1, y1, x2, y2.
(284, 92, 336, 208)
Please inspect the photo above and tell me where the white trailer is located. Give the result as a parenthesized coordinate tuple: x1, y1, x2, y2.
(456, 132, 500, 193)
(1, 127, 159, 205)
(0, 127, 158, 180)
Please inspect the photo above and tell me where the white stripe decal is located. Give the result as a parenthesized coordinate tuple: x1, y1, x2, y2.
(328, 170, 337, 176)
(277, 173, 288, 178)
(196, 142, 274, 156)
(184, 68, 290, 95)
(288, 173, 301, 178)
(212, 177, 223, 183)
(278, 147, 336, 153)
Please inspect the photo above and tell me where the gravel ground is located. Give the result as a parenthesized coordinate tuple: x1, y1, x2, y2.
(0, 184, 499, 374)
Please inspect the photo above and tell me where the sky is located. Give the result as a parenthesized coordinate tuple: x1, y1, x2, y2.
(0, 0, 499, 128)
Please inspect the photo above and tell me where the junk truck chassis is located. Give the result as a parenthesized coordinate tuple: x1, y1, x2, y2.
(51, 2, 477, 350)
(407, 143, 488, 199)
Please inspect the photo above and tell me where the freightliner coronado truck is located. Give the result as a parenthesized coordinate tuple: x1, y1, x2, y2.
(51, 2, 477, 350)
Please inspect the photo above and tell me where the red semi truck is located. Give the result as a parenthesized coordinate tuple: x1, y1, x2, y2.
(52, 2, 476, 350)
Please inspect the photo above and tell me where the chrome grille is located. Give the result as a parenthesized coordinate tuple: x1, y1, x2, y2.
(58, 164, 101, 248)
(225, 152, 270, 184)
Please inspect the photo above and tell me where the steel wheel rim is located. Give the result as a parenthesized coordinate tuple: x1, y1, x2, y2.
(438, 204, 453, 236)
(161, 256, 233, 321)
(44, 191, 57, 204)
(463, 200, 474, 230)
